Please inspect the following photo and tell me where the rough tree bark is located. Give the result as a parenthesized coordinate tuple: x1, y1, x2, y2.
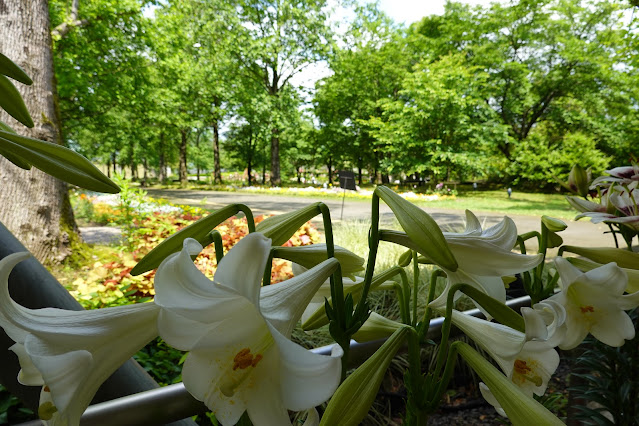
(0, 0, 78, 264)
(179, 128, 188, 187)
(270, 127, 280, 186)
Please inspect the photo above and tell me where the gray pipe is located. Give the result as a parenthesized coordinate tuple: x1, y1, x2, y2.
(14, 296, 530, 426)
(0, 222, 196, 425)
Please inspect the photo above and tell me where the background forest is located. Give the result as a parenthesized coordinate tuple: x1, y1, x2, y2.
(51, 0, 639, 189)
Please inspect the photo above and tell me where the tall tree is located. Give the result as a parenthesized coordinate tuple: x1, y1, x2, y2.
(0, 0, 78, 263)
(231, 0, 334, 186)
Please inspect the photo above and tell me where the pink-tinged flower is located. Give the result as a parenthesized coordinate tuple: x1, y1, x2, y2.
(591, 164, 639, 187)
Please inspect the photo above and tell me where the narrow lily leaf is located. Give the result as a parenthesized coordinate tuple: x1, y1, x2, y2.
(0, 53, 33, 85)
(456, 342, 564, 426)
(0, 130, 119, 193)
(256, 203, 321, 246)
(0, 120, 15, 133)
(541, 216, 567, 232)
(0, 123, 31, 168)
(320, 327, 410, 426)
(0, 144, 31, 170)
(453, 283, 525, 333)
(274, 244, 364, 277)
(131, 204, 245, 275)
(375, 186, 457, 271)
(352, 312, 404, 342)
(0, 75, 34, 127)
(566, 257, 639, 293)
(561, 245, 639, 270)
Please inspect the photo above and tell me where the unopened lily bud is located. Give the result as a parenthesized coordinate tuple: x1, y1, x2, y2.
(541, 216, 567, 233)
(320, 327, 410, 426)
(353, 312, 404, 342)
(275, 244, 364, 278)
(568, 164, 590, 198)
(375, 186, 458, 271)
(256, 203, 321, 246)
(561, 245, 639, 270)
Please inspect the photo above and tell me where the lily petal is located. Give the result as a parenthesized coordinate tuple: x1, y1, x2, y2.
(260, 258, 338, 337)
(0, 252, 160, 426)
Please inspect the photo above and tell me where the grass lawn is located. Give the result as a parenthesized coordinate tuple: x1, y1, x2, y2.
(146, 180, 577, 219)
(420, 190, 575, 219)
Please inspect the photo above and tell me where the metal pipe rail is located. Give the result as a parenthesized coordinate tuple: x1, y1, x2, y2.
(15, 296, 531, 426)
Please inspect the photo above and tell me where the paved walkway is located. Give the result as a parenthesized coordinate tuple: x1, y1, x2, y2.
(139, 188, 616, 254)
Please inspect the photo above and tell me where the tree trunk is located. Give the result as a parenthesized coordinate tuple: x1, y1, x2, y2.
(212, 120, 222, 184)
(158, 132, 166, 183)
(327, 156, 333, 185)
(0, 0, 78, 264)
(179, 128, 188, 187)
(247, 131, 253, 187)
(270, 127, 281, 186)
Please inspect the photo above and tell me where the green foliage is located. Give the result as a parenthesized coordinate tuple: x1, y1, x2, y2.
(569, 309, 639, 425)
(508, 131, 610, 187)
(133, 338, 185, 386)
(0, 385, 34, 425)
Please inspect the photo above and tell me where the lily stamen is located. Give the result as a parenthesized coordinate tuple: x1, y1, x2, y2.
(513, 359, 543, 387)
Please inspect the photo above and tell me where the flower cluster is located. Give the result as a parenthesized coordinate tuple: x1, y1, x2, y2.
(0, 233, 342, 426)
(567, 164, 639, 245)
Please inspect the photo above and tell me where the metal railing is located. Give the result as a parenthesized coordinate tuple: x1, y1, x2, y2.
(14, 296, 531, 426)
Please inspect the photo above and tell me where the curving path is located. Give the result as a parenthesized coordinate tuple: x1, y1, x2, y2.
(143, 188, 617, 254)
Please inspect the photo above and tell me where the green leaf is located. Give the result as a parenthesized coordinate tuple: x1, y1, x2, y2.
(0, 75, 34, 128)
(255, 203, 321, 246)
(320, 327, 410, 426)
(0, 130, 119, 193)
(131, 204, 246, 275)
(375, 186, 457, 271)
(454, 283, 525, 333)
(0, 53, 33, 85)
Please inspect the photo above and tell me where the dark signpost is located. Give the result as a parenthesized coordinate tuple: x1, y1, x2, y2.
(338, 170, 356, 220)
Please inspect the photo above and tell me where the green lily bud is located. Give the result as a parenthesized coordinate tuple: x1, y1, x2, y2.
(455, 342, 564, 425)
(566, 257, 639, 293)
(274, 244, 364, 278)
(546, 231, 563, 249)
(320, 327, 410, 426)
(353, 312, 404, 342)
(375, 186, 458, 271)
(131, 204, 248, 275)
(569, 164, 590, 198)
(541, 216, 567, 233)
(561, 246, 639, 270)
(256, 203, 321, 246)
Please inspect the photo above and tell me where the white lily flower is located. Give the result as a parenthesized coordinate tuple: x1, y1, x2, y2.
(521, 300, 567, 348)
(430, 210, 543, 310)
(0, 252, 160, 426)
(154, 234, 343, 426)
(548, 258, 639, 349)
(449, 310, 559, 398)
